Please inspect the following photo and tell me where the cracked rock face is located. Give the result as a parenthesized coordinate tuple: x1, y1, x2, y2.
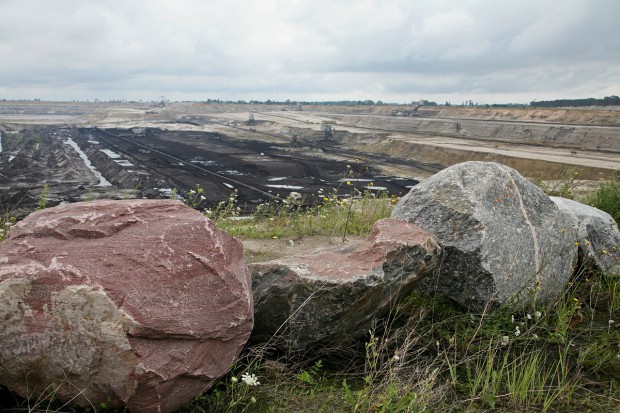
(249, 219, 441, 352)
(0, 199, 253, 413)
(392, 161, 578, 311)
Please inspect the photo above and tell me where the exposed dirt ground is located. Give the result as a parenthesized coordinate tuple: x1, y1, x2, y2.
(1, 101, 618, 216)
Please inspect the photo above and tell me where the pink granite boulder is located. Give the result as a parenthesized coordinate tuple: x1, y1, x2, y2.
(249, 219, 441, 352)
(0, 199, 253, 413)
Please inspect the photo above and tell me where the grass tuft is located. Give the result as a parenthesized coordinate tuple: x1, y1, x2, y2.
(586, 180, 620, 226)
(209, 189, 396, 240)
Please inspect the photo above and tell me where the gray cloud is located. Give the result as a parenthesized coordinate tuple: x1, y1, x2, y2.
(0, 0, 618, 103)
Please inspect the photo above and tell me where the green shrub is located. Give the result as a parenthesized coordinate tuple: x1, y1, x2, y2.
(586, 180, 620, 225)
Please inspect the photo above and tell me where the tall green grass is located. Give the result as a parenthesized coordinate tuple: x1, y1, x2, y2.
(586, 180, 620, 226)
(208, 189, 397, 241)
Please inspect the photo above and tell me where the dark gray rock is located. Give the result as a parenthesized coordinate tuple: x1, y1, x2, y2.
(249, 219, 441, 352)
(392, 161, 578, 310)
(551, 196, 620, 275)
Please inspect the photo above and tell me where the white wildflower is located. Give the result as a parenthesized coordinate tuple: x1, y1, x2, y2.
(609, 320, 616, 325)
(189, 189, 196, 194)
(241, 373, 260, 386)
(501, 336, 510, 347)
(200, 195, 206, 200)
(527, 313, 532, 320)
(514, 326, 521, 337)
(511, 315, 515, 324)
(534, 311, 542, 319)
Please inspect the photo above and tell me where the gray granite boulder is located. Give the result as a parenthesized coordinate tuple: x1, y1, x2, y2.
(551, 196, 620, 275)
(249, 219, 441, 352)
(0, 200, 253, 413)
(392, 161, 578, 310)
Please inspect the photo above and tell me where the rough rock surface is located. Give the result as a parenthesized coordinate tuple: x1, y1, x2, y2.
(392, 161, 578, 310)
(249, 219, 441, 351)
(552, 197, 620, 275)
(0, 199, 253, 413)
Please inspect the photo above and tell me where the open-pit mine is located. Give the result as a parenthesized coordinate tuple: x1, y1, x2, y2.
(1, 101, 619, 216)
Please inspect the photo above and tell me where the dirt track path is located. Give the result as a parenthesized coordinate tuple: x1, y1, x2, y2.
(389, 133, 620, 172)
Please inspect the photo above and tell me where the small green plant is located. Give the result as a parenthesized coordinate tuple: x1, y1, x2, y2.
(191, 363, 262, 413)
(7, 132, 25, 143)
(297, 360, 324, 386)
(0, 214, 16, 242)
(185, 184, 206, 209)
(534, 170, 583, 199)
(168, 187, 178, 200)
(33, 133, 42, 150)
(36, 183, 50, 210)
(205, 189, 240, 221)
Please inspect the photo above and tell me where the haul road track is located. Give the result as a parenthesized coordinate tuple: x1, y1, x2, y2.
(83, 127, 420, 208)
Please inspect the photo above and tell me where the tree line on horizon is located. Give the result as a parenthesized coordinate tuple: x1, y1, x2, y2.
(530, 95, 620, 108)
(4, 96, 619, 108)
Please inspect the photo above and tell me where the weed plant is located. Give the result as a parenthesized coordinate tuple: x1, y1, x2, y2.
(533, 170, 583, 200)
(0, 213, 15, 242)
(206, 186, 397, 241)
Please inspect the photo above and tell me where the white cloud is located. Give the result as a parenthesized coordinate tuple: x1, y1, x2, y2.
(0, 0, 618, 103)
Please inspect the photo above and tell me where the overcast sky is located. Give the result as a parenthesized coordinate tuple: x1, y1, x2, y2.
(1, 0, 618, 104)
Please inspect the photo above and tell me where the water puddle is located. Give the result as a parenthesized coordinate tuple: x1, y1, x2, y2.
(222, 169, 245, 176)
(65, 138, 112, 187)
(157, 188, 181, 199)
(339, 178, 374, 182)
(191, 160, 216, 166)
(100, 149, 121, 159)
(265, 184, 305, 190)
